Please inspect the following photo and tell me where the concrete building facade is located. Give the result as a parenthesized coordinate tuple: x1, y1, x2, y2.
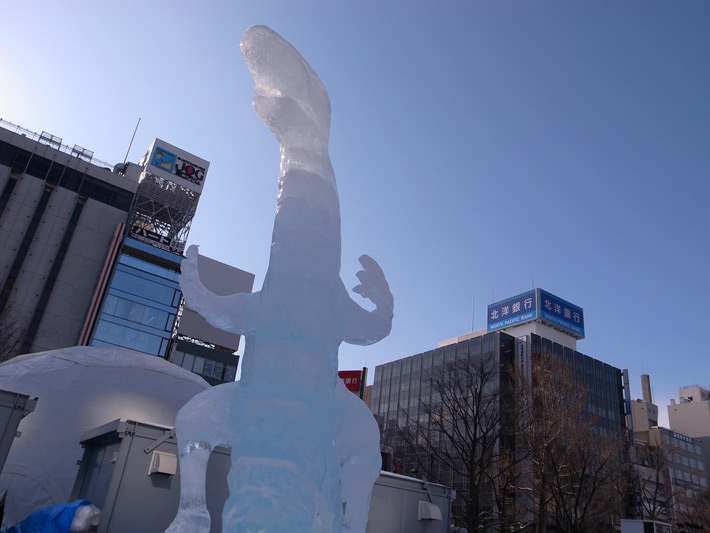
(668, 385, 710, 483)
(632, 426, 708, 522)
(628, 375, 708, 523)
(0, 119, 253, 383)
(0, 121, 137, 357)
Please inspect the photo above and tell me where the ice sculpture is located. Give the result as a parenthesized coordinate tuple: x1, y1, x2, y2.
(165, 25, 393, 533)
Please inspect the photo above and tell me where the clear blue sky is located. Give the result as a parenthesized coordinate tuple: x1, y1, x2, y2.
(2, 1, 708, 424)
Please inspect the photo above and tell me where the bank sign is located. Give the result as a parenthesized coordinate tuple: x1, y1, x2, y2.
(143, 138, 209, 194)
(487, 289, 585, 339)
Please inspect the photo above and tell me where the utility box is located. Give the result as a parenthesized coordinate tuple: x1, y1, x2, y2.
(367, 472, 454, 533)
(72, 419, 454, 533)
(620, 519, 673, 533)
(71, 419, 230, 533)
(0, 389, 37, 474)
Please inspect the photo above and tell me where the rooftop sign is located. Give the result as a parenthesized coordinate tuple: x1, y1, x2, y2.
(142, 138, 209, 194)
(487, 288, 585, 339)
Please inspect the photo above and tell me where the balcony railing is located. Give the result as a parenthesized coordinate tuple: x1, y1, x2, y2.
(0, 117, 115, 170)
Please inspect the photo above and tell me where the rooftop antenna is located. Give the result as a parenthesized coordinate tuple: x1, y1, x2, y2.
(123, 117, 141, 165)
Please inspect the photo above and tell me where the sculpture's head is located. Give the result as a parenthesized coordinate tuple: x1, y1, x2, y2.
(241, 25, 331, 152)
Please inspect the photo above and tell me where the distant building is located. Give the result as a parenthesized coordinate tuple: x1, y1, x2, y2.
(630, 374, 659, 433)
(371, 289, 628, 526)
(362, 384, 373, 410)
(632, 426, 707, 522)
(629, 375, 708, 523)
(0, 119, 253, 382)
(668, 385, 710, 482)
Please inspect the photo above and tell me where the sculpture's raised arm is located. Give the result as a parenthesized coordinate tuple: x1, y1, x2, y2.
(179, 245, 258, 335)
(343, 254, 394, 346)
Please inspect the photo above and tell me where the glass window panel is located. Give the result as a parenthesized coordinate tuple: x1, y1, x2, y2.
(128, 301, 144, 322)
(103, 295, 118, 315)
(182, 353, 195, 371)
(172, 350, 185, 366)
(224, 365, 237, 382)
(112, 270, 139, 295)
(433, 348, 444, 366)
(203, 359, 215, 378)
(392, 360, 401, 377)
(119, 254, 180, 281)
(26, 155, 51, 178)
(374, 367, 383, 382)
(470, 337, 481, 358)
(213, 362, 224, 379)
(422, 351, 432, 369)
(115, 297, 132, 318)
(160, 337, 169, 357)
(192, 356, 205, 374)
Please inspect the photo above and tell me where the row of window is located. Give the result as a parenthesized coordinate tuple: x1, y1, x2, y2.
(101, 294, 174, 332)
(111, 269, 181, 308)
(89, 250, 181, 357)
(171, 350, 237, 382)
(662, 433, 702, 455)
(119, 253, 180, 282)
(0, 140, 133, 211)
(92, 321, 170, 357)
(670, 452, 705, 471)
(373, 333, 625, 440)
(670, 467, 707, 489)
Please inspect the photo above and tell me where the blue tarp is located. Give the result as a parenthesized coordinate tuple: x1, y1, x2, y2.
(3, 500, 91, 533)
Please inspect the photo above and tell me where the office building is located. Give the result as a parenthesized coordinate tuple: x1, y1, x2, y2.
(629, 375, 708, 523)
(668, 385, 710, 482)
(0, 120, 137, 357)
(0, 119, 253, 382)
(632, 426, 707, 522)
(371, 289, 628, 527)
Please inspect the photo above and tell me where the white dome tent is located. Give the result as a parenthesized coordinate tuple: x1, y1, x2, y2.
(0, 346, 209, 528)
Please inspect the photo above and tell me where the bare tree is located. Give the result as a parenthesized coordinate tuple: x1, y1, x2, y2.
(548, 428, 624, 531)
(676, 489, 710, 532)
(398, 353, 523, 531)
(629, 440, 674, 522)
(518, 353, 625, 533)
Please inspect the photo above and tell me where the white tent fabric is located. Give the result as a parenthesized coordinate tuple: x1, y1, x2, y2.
(0, 346, 210, 527)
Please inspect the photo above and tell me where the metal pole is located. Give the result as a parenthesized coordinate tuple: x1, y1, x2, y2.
(123, 118, 141, 165)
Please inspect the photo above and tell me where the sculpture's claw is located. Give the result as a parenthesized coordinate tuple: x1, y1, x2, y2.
(352, 255, 393, 314)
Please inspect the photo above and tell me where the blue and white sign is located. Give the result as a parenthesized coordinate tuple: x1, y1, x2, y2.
(487, 289, 585, 339)
(142, 138, 209, 194)
(487, 290, 537, 332)
(538, 289, 584, 338)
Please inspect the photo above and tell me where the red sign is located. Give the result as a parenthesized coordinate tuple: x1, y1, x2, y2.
(338, 370, 364, 396)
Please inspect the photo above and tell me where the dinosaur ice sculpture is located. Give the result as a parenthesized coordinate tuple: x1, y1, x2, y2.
(165, 25, 393, 533)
